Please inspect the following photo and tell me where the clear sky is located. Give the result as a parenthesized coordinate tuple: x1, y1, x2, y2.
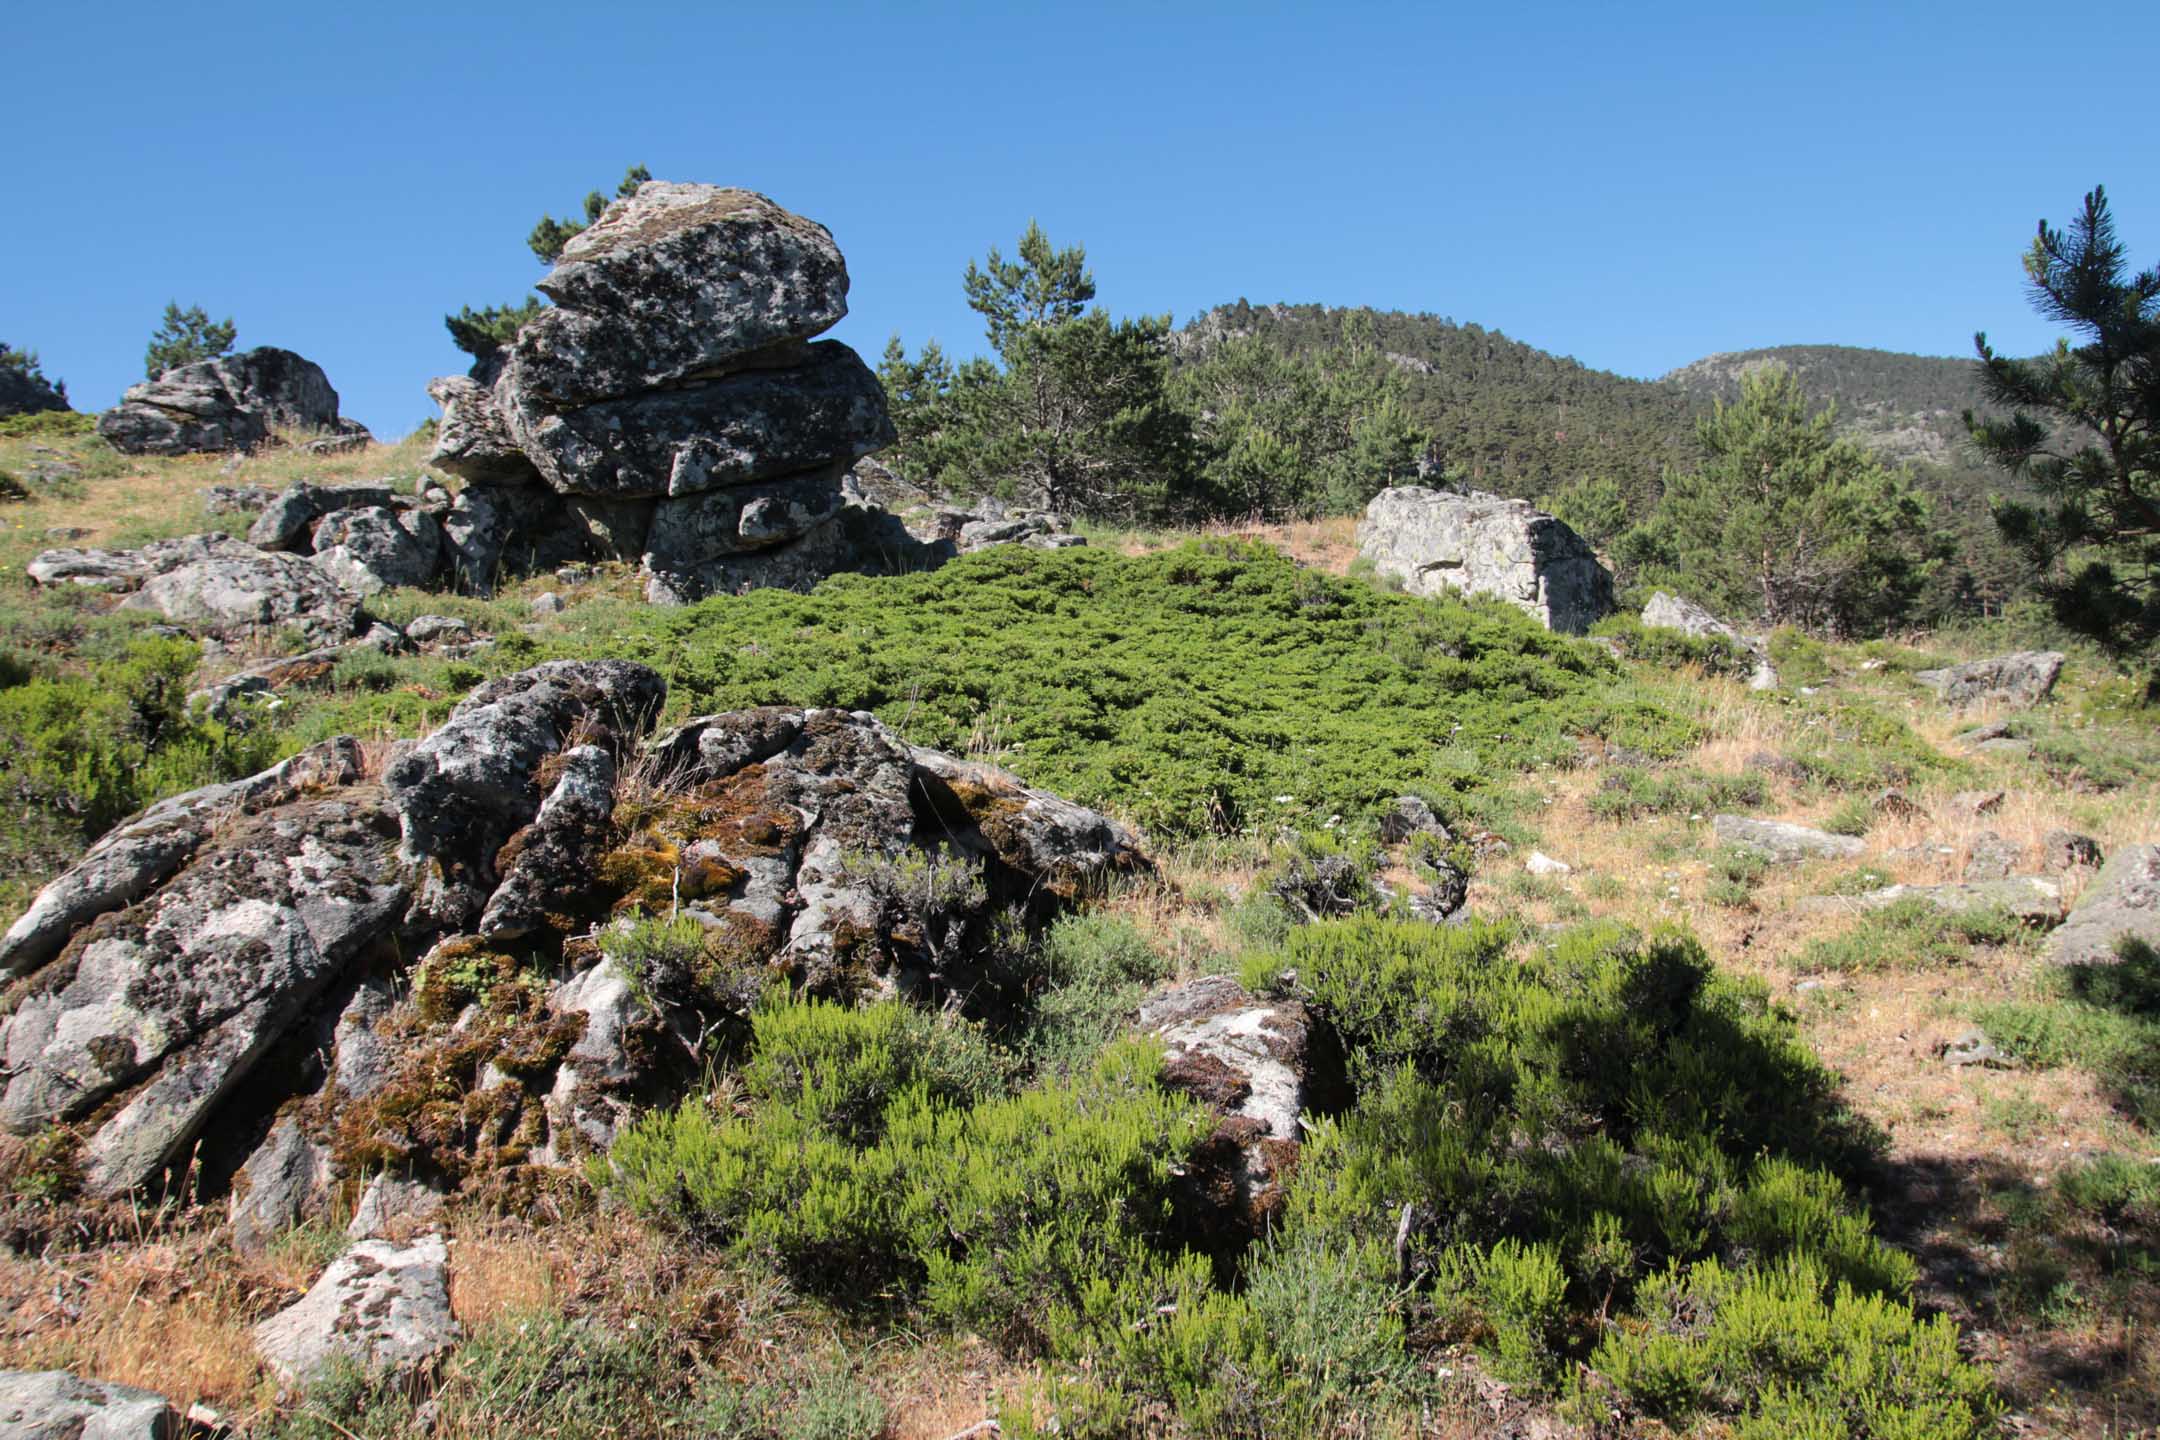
(7, 1, 2153, 438)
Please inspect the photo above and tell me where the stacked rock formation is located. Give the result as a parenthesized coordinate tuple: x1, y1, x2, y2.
(427, 182, 901, 602)
(1356, 486, 1614, 634)
(97, 347, 370, 457)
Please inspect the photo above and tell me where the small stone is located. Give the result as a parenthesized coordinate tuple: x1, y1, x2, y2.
(1711, 815, 1865, 864)
(1963, 832, 2024, 882)
(1950, 790, 2006, 816)
(1525, 851, 1572, 877)
(1377, 795, 1448, 845)
(530, 591, 564, 615)
(1939, 1027, 2013, 1068)
(252, 1234, 458, 1384)
(403, 614, 476, 647)
(2042, 829, 2103, 873)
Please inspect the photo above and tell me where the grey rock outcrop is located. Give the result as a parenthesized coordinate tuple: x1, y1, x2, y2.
(425, 181, 907, 603)
(1711, 815, 1866, 864)
(1356, 486, 1613, 633)
(2049, 844, 2160, 967)
(0, 663, 1142, 1209)
(248, 481, 396, 551)
(96, 348, 354, 457)
(253, 1234, 457, 1384)
(514, 184, 849, 406)
(1916, 651, 2066, 711)
(310, 505, 443, 595)
(386, 661, 666, 929)
(0, 738, 363, 982)
(1640, 590, 1778, 690)
(230, 1116, 333, 1254)
(0, 1370, 176, 1439)
(28, 532, 367, 645)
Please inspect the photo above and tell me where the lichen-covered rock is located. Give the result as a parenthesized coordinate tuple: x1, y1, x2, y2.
(1916, 651, 2065, 711)
(1792, 875, 2064, 924)
(96, 348, 347, 456)
(439, 482, 591, 595)
(1710, 815, 1866, 864)
(1640, 590, 1778, 689)
(425, 373, 536, 485)
(0, 794, 408, 1195)
(511, 183, 850, 407)
(230, 1115, 332, 1254)
(2043, 829, 2104, 872)
(310, 504, 443, 595)
(385, 661, 666, 928)
(2050, 844, 2160, 967)
(1963, 831, 2026, 882)
(0, 1369, 176, 1439)
(1140, 976, 1313, 1230)
(37, 532, 371, 645)
(0, 739, 363, 982)
(478, 745, 618, 940)
(505, 340, 894, 499)
(641, 465, 847, 575)
(1356, 487, 1614, 633)
(253, 1234, 457, 1384)
(204, 484, 275, 515)
(249, 482, 395, 552)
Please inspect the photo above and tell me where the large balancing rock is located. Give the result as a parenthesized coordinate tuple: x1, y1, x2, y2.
(513, 183, 852, 407)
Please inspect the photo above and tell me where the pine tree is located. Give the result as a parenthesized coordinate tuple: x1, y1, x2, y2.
(1617, 366, 1942, 634)
(882, 223, 1197, 521)
(143, 302, 236, 378)
(445, 298, 547, 360)
(1969, 185, 2160, 660)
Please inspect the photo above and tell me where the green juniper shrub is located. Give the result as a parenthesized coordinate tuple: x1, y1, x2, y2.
(539, 542, 1691, 838)
(1795, 900, 2030, 976)
(1778, 698, 1952, 794)
(1261, 916, 1950, 1414)
(1974, 938, 2160, 1126)
(1581, 1254, 1996, 1438)
(609, 1018, 1207, 1346)
(270, 1305, 686, 1440)
(1821, 793, 1875, 837)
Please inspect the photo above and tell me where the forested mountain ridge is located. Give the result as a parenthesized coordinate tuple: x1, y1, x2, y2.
(1662, 343, 1987, 468)
(1175, 301, 1702, 504)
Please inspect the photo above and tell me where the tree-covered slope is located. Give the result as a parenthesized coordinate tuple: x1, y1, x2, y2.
(1176, 302, 1702, 503)
(1662, 343, 1986, 468)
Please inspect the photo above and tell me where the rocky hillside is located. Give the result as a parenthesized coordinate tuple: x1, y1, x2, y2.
(1662, 342, 1989, 468)
(3, 184, 2159, 1439)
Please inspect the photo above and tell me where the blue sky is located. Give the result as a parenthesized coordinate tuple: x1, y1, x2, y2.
(7, 1, 2153, 437)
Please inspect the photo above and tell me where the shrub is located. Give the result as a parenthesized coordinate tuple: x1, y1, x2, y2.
(1583, 1255, 1996, 1438)
(1593, 614, 1756, 680)
(1006, 911, 1170, 1076)
(610, 1028, 1206, 1351)
(1707, 845, 1770, 907)
(1975, 938, 2160, 1126)
(1271, 918, 1904, 1391)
